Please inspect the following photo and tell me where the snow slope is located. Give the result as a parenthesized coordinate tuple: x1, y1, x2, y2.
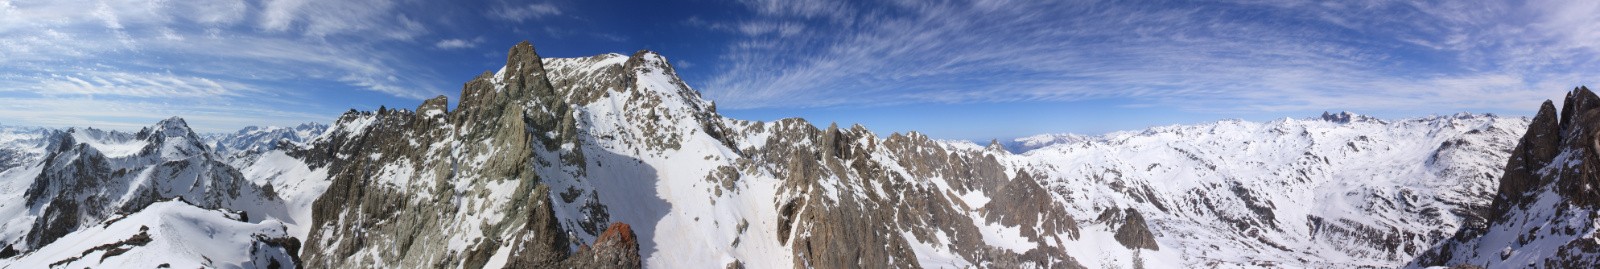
(1004, 113, 1526, 267)
(1, 200, 297, 269)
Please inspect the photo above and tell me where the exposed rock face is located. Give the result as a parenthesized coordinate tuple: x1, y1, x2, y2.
(731, 121, 1088, 268)
(982, 170, 1079, 240)
(1410, 87, 1600, 268)
(297, 41, 643, 268)
(563, 222, 642, 268)
(1104, 208, 1158, 251)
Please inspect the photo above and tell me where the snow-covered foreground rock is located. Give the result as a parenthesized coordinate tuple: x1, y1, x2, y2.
(0, 40, 1552, 268)
(1, 200, 297, 269)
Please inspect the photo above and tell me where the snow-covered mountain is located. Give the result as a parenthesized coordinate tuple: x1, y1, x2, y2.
(1409, 87, 1600, 268)
(206, 123, 329, 158)
(995, 112, 1525, 267)
(0, 118, 299, 268)
(0, 41, 1551, 268)
(1005, 133, 1097, 153)
(0, 126, 51, 175)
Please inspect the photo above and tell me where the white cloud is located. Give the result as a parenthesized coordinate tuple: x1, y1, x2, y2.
(0, 0, 453, 131)
(699, 0, 1600, 115)
(435, 37, 484, 49)
(259, 0, 423, 39)
(0, 96, 328, 133)
(31, 71, 240, 98)
(490, 2, 561, 22)
(734, 0, 853, 21)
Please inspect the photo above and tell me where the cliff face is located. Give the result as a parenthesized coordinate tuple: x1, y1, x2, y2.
(1410, 87, 1600, 268)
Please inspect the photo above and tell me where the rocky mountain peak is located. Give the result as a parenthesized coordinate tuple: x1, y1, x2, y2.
(1501, 86, 1600, 207)
(138, 117, 208, 161)
(154, 116, 189, 130)
(621, 49, 675, 76)
(139, 116, 202, 142)
(418, 95, 449, 112)
(620, 49, 714, 113)
(1551, 86, 1600, 205)
(1492, 99, 1561, 214)
(457, 40, 555, 116)
(1559, 86, 1599, 131)
(1320, 111, 1384, 124)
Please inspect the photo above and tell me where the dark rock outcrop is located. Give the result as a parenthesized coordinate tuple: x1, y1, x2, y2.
(982, 170, 1080, 240)
(1111, 209, 1159, 251)
(564, 222, 642, 268)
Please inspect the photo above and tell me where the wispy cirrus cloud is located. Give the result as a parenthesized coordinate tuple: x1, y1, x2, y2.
(489, 2, 562, 22)
(30, 71, 241, 98)
(259, 0, 426, 40)
(0, 0, 453, 131)
(698, 0, 1600, 115)
(0, 95, 329, 133)
(435, 37, 486, 49)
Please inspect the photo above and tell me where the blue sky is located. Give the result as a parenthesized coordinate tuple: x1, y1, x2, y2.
(2, 0, 1598, 140)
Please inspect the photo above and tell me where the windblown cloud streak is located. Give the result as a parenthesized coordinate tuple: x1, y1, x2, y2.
(0, 0, 448, 131)
(699, 0, 1600, 113)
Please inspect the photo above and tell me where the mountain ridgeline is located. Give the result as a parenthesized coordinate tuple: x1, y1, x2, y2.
(0, 41, 1579, 268)
(287, 41, 1085, 268)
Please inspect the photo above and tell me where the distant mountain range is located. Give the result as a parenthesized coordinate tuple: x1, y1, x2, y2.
(0, 41, 1590, 268)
